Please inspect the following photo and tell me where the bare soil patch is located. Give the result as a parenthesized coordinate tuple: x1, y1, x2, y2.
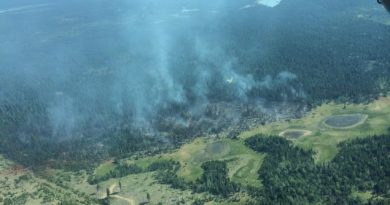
(279, 129, 312, 139)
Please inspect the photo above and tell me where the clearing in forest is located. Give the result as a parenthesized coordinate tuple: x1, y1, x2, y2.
(117, 138, 264, 188)
(169, 138, 264, 188)
(239, 96, 390, 162)
(94, 172, 207, 205)
(87, 96, 390, 204)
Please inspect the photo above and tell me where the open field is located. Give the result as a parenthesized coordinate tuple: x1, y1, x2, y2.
(239, 96, 390, 162)
(169, 139, 263, 186)
(116, 138, 265, 188)
(166, 138, 264, 188)
(95, 160, 116, 177)
(95, 172, 209, 205)
(87, 137, 264, 204)
(0, 155, 97, 205)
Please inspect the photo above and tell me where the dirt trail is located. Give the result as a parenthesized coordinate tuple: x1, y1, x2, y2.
(112, 194, 136, 205)
(107, 183, 136, 205)
(109, 184, 116, 193)
(279, 129, 312, 138)
(227, 155, 250, 179)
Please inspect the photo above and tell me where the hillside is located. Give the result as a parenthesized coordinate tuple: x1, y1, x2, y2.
(1, 1, 390, 204)
(1, 97, 390, 204)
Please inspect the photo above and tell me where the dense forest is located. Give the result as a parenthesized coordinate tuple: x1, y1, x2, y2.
(1, 0, 390, 171)
(0, 2, 390, 204)
(245, 134, 390, 204)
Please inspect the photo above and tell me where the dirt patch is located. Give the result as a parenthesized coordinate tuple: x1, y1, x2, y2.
(323, 114, 368, 129)
(112, 194, 136, 205)
(372, 97, 390, 111)
(279, 129, 312, 139)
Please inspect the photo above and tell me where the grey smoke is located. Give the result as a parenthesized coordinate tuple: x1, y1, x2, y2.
(48, 93, 80, 138)
(260, 71, 298, 89)
(0, 0, 311, 140)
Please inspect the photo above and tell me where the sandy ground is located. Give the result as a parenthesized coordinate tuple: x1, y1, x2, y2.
(111, 195, 136, 205)
(279, 129, 313, 138)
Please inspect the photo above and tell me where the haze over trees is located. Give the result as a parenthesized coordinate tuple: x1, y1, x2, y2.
(0, 0, 389, 171)
(0, 0, 389, 204)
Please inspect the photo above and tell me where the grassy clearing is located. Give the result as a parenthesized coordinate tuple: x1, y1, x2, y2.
(120, 137, 264, 188)
(239, 97, 390, 162)
(166, 138, 264, 188)
(96, 172, 207, 205)
(351, 190, 373, 203)
(0, 156, 96, 205)
(94, 160, 116, 177)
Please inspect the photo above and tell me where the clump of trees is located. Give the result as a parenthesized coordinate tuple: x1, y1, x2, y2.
(88, 159, 180, 185)
(88, 163, 143, 184)
(155, 160, 238, 196)
(147, 159, 180, 172)
(245, 134, 390, 204)
(93, 134, 390, 202)
(195, 161, 238, 196)
(150, 160, 189, 190)
(333, 135, 390, 196)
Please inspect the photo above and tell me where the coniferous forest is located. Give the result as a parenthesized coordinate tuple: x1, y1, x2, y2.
(245, 134, 390, 204)
(0, 0, 389, 171)
(0, 0, 390, 204)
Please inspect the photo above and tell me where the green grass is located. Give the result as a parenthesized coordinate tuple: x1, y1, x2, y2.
(120, 137, 264, 188)
(239, 97, 390, 162)
(94, 161, 116, 177)
(173, 138, 264, 188)
(126, 96, 390, 187)
(0, 158, 97, 205)
(225, 139, 264, 188)
(351, 190, 373, 203)
(5, 97, 390, 205)
(48, 96, 390, 204)
(96, 172, 208, 205)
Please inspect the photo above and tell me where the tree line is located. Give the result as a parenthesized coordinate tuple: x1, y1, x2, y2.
(245, 134, 390, 204)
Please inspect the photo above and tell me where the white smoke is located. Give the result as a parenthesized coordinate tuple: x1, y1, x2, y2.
(256, 0, 283, 8)
(260, 71, 297, 88)
(47, 93, 81, 138)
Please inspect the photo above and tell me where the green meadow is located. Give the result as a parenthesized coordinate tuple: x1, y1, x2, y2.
(239, 97, 390, 162)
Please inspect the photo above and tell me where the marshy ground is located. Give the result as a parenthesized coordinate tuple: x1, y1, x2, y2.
(322, 113, 368, 129)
